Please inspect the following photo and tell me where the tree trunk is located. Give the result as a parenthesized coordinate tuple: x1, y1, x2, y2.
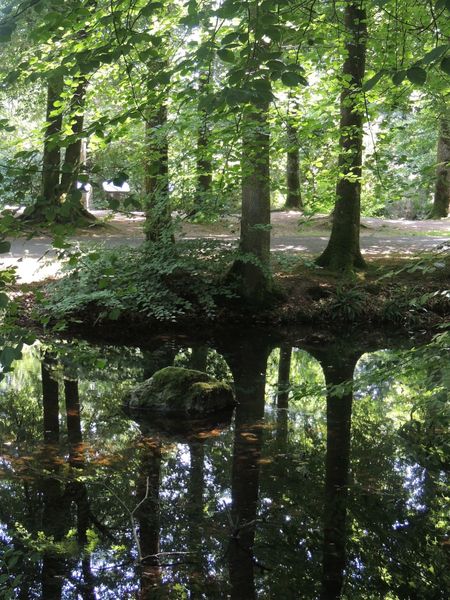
(41, 76, 64, 205)
(316, 1, 367, 272)
(195, 72, 212, 213)
(42, 353, 60, 444)
(63, 378, 96, 599)
(40, 361, 69, 600)
(429, 116, 450, 219)
(226, 340, 269, 600)
(144, 104, 172, 242)
(64, 377, 82, 446)
(188, 441, 206, 598)
(276, 345, 292, 451)
(195, 117, 212, 207)
(57, 78, 96, 224)
(189, 346, 208, 371)
(307, 343, 362, 600)
(285, 123, 303, 210)
(229, 103, 272, 304)
(319, 355, 357, 600)
(59, 79, 87, 197)
(137, 441, 162, 597)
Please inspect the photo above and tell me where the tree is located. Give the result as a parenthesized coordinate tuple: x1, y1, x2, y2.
(285, 95, 303, 210)
(15, 1, 99, 226)
(316, 0, 368, 272)
(429, 111, 450, 218)
(227, 1, 275, 305)
(144, 102, 172, 241)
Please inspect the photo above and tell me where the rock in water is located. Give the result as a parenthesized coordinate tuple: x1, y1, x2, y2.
(124, 366, 235, 416)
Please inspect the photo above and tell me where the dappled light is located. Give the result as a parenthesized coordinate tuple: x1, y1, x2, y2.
(0, 1, 449, 597)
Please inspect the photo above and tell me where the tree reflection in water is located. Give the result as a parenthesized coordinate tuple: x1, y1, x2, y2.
(0, 331, 448, 598)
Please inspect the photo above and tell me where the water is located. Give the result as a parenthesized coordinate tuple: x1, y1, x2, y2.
(0, 328, 448, 599)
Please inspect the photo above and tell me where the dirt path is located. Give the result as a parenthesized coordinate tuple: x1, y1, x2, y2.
(2, 211, 449, 282)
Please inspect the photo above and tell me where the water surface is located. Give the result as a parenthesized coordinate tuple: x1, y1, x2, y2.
(0, 330, 448, 599)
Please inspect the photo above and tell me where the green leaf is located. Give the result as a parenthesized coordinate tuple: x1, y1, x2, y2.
(0, 241, 11, 253)
(281, 72, 308, 87)
(362, 70, 386, 91)
(225, 87, 251, 106)
(422, 44, 449, 65)
(0, 346, 22, 369)
(222, 32, 240, 45)
(406, 66, 427, 85)
(216, 1, 240, 18)
(266, 59, 285, 71)
(440, 56, 450, 75)
(0, 292, 9, 308)
(217, 48, 235, 63)
(228, 68, 246, 85)
(112, 171, 129, 186)
(108, 308, 121, 320)
(265, 26, 282, 42)
(108, 197, 121, 210)
(140, 1, 163, 16)
(435, 0, 450, 12)
(392, 70, 406, 86)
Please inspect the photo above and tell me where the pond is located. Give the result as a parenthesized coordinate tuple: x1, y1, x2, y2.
(0, 328, 448, 599)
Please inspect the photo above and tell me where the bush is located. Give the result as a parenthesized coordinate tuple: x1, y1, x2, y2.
(42, 240, 236, 324)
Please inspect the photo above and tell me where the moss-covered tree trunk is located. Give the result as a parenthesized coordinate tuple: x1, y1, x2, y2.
(316, 0, 367, 272)
(429, 116, 450, 219)
(58, 78, 96, 225)
(144, 104, 172, 242)
(41, 76, 64, 206)
(285, 123, 303, 210)
(230, 103, 272, 304)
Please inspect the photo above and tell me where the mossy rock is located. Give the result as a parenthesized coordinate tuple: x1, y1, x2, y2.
(131, 412, 234, 443)
(124, 366, 235, 416)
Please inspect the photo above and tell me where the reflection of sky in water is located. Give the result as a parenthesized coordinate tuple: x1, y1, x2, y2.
(394, 461, 427, 512)
(0, 339, 447, 598)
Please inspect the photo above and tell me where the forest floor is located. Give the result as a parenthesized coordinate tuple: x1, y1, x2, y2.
(3, 210, 449, 283)
(4, 210, 449, 336)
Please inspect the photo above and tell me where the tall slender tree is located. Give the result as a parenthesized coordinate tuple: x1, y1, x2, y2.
(316, 0, 368, 272)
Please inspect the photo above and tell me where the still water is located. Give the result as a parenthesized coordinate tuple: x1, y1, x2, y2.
(0, 329, 448, 599)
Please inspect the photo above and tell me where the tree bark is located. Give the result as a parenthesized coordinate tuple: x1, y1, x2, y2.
(63, 377, 96, 599)
(224, 339, 270, 600)
(188, 441, 206, 598)
(285, 123, 303, 210)
(319, 355, 357, 600)
(137, 441, 162, 597)
(276, 345, 292, 451)
(429, 116, 450, 219)
(144, 104, 172, 242)
(316, 1, 367, 272)
(64, 377, 82, 446)
(42, 353, 60, 444)
(229, 103, 272, 304)
(195, 72, 213, 211)
(41, 76, 64, 205)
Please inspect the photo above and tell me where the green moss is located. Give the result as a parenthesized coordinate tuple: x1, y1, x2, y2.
(125, 366, 235, 415)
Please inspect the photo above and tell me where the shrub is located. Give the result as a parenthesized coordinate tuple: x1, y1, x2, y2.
(42, 240, 236, 324)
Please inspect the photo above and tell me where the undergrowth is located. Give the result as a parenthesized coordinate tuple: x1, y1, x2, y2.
(42, 240, 236, 324)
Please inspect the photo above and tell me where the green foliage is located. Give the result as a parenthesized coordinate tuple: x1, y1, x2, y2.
(329, 284, 370, 321)
(42, 240, 236, 323)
